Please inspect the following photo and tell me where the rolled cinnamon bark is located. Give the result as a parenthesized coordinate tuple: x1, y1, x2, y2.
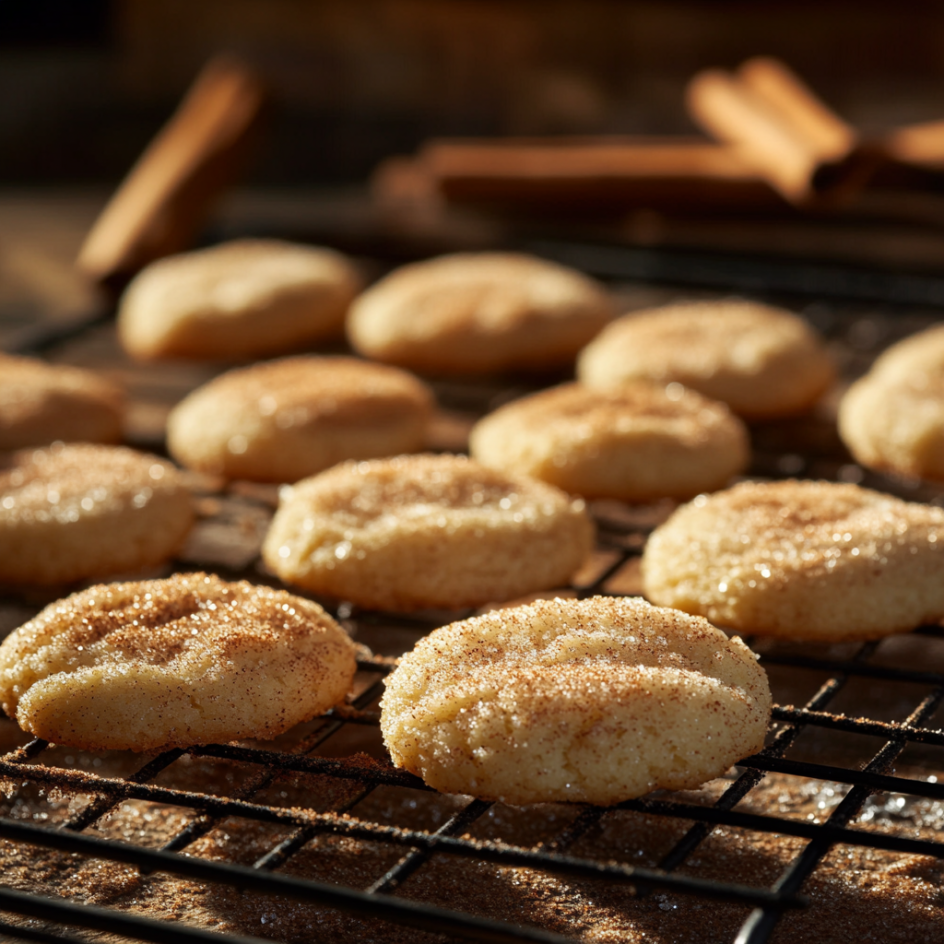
(77, 55, 267, 290)
(686, 58, 885, 205)
(416, 137, 786, 212)
(886, 119, 944, 167)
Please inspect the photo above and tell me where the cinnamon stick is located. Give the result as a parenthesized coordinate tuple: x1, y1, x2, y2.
(415, 138, 786, 212)
(76, 55, 267, 290)
(686, 59, 885, 205)
(886, 119, 944, 167)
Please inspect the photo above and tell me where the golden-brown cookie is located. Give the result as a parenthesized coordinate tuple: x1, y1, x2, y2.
(469, 380, 749, 501)
(0, 573, 357, 751)
(347, 252, 614, 375)
(866, 323, 944, 383)
(839, 371, 944, 481)
(262, 454, 593, 611)
(838, 325, 944, 482)
(0, 354, 123, 449)
(380, 595, 771, 805)
(642, 479, 944, 640)
(0, 443, 193, 586)
(167, 356, 434, 483)
(118, 239, 361, 361)
(577, 299, 834, 419)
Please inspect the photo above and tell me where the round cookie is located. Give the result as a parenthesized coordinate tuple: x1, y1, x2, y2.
(0, 354, 123, 449)
(839, 371, 944, 482)
(380, 595, 771, 805)
(576, 299, 835, 419)
(469, 381, 749, 501)
(866, 324, 944, 383)
(347, 252, 615, 375)
(167, 356, 434, 483)
(642, 479, 944, 640)
(262, 454, 593, 611)
(0, 573, 357, 751)
(118, 239, 361, 361)
(0, 443, 193, 586)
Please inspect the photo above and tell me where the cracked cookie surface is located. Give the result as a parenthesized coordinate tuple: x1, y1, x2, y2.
(380, 595, 770, 805)
(642, 479, 944, 639)
(0, 573, 357, 751)
(262, 454, 594, 612)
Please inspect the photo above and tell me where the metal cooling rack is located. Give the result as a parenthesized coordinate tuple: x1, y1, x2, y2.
(2, 244, 944, 944)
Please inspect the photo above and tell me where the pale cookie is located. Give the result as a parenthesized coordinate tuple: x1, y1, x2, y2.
(380, 595, 770, 805)
(118, 239, 361, 361)
(0, 443, 193, 586)
(0, 354, 123, 449)
(865, 324, 944, 383)
(347, 252, 615, 375)
(642, 480, 944, 640)
(577, 299, 835, 419)
(0, 573, 357, 751)
(167, 356, 434, 483)
(839, 371, 944, 482)
(262, 454, 593, 611)
(838, 325, 944, 482)
(469, 381, 749, 501)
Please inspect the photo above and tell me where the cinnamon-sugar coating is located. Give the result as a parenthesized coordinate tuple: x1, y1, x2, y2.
(118, 239, 361, 361)
(167, 356, 434, 483)
(577, 299, 834, 419)
(469, 380, 749, 500)
(0, 443, 193, 586)
(642, 480, 944, 640)
(381, 595, 770, 805)
(0, 573, 357, 751)
(347, 252, 614, 375)
(0, 354, 123, 449)
(838, 325, 944, 483)
(839, 371, 944, 481)
(262, 454, 593, 611)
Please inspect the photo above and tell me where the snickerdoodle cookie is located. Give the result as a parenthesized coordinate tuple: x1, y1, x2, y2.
(262, 454, 593, 611)
(642, 479, 944, 640)
(577, 299, 835, 419)
(347, 252, 614, 375)
(838, 326, 944, 482)
(469, 381, 749, 501)
(0, 443, 193, 586)
(167, 356, 434, 483)
(839, 372, 944, 482)
(118, 239, 361, 360)
(0, 573, 357, 751)
(381, 595, 770, 805)
(0, 354, 123, 449)
(865, 323, 944, 383)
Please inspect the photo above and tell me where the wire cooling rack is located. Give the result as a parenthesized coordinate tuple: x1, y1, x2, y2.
(2, 246, 944, 944)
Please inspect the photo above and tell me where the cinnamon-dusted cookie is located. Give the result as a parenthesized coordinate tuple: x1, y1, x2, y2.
(642, 480, 944, 640)
(118, 239, 361, 361)
(167, 356, 434, 483)
(469, 381, 749, 501)
(0, 354, 123, 449)
(262, 454, 593, 611)
(347, 252, 614, 375)
(577, 299, 834, 419)
(0, 443, 193, 586)
(865, 323, 944, 383)
(838, 325, 944, 482)
(381, 595, 770, 805)
(839, 372, 944, 482)
(0, 573, 357, 751)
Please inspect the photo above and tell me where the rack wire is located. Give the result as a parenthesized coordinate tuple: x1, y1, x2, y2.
(2, 246, 944, 943)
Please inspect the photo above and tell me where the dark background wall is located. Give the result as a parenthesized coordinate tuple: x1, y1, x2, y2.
(1, 0, 941, 185)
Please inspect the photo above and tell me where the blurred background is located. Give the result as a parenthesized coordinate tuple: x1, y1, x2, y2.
(2, 0, 943, 186)
(7, 0, 944, 340)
